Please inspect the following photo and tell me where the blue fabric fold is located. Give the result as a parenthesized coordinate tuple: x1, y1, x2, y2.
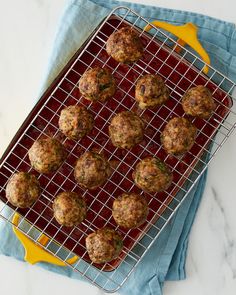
(1, 1, 236, 294)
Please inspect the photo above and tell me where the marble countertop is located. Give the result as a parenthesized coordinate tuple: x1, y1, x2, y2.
(0, 0, 236, 294)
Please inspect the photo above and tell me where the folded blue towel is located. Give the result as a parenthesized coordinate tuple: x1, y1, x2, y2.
(1, 1, 236, 294)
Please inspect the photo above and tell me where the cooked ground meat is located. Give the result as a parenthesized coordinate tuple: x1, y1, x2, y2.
(135, 74, 170, 109)
(106, 27, 144, 63)
(112, 193, 148, 228)
(182, 85, 215, 118)
(79, 67, 116, 102)
(53, 191, 86, 227)
(109, 111, 144, 149)
(85, 227, 123, 264)
(74, 151, 111, 190)
(28, 137, 67, 174)
(6, 172, 41, 208)
(59, 105, 94, 140)
(132, 157, 173, 193)
(161, 117, 197, 155)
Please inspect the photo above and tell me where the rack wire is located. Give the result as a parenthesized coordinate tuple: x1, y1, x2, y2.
(0, 6, 236, 293)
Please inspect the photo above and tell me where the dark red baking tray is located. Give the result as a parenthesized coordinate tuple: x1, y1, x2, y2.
(0, 13, 233, 272)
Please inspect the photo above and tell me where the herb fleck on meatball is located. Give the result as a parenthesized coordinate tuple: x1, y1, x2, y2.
(109, 111, 144, 149)
(133, 157, 173, 193)
(74, 151, 111, 190)
(86, 228, 123, 264)
(59, 105, 94, 140)
(182, 85, 215, 118)
(135, 74, 169, 109)
(106, 27, 144, 64)
(112, 193, 148, 228)
(53, 191, 86, 227)
(6, 172, 41, 208)
(79, 67, 116, 102)
(161, 117, 197, 155)
(28, 137, 67, 174)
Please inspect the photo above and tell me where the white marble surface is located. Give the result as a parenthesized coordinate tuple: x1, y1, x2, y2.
(0, 0, 236, 294)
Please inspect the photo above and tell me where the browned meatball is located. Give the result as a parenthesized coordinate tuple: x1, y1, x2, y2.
(6, 172, 41, 208)
(161, 117, 197, 155)
(106, 27, 144, 63)
(28, 137, 67, 174)
(59, 105, 94, 140)
(78, 67, 116, 102)
(53, 192, 86, 227)
(112, 193, 148, 228)
(182, 85, 215, 118)
(74, 151, 111, 190)
(135, 74, 169, 109)
(109, 111, 144, 149)
(133, 157, 173, 193)
(86, 228, 123, 264)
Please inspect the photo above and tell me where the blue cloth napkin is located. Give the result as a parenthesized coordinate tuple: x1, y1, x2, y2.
(1, 1, 236, 294)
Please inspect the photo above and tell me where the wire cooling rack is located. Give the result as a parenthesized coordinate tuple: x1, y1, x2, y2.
(0, 6, 236, 293)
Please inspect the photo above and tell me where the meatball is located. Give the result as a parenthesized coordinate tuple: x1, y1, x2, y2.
(59, 105, 94, 140)
(28, 137, 67, 174)
(53, 192, 86, 227)
(161, 117, 197, 155)
(6, 172, 41, 208)
(78, 67, 116, 102)
(133, 157, 173, 193)
(109, 111, 144, 149)
(106, 27, 144, 63)
(112, 193, 148, 229)
(74, 151, 111, 190)
(182, 85, 215, 118)
(135, 74, 169, 109)
(86, 228, 123, 264)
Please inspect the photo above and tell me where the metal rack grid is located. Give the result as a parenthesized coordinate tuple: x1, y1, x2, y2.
(0, 6, 236, 293)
